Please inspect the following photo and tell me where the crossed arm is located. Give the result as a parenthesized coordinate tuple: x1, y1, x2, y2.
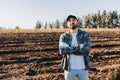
(59, 33, 91, 55)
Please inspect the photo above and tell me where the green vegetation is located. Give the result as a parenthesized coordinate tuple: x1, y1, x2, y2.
(36, 10, 120, 29)
(35, 21, 42, 29)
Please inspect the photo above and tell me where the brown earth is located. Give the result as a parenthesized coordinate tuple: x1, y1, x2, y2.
(0, 30, 120, 80)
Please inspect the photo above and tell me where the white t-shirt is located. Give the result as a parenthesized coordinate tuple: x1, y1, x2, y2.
(69, 33, 85, 69)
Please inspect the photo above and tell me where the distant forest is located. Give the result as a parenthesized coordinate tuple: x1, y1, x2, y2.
(34, 10, 120, 29)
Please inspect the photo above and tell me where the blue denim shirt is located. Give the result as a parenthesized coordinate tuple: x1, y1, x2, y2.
(59, 29, 91, 70)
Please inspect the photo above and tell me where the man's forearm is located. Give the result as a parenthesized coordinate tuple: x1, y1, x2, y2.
(60, 46, 78, 55)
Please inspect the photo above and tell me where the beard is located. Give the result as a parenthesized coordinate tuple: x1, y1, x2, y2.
(71, 23, 77, 29)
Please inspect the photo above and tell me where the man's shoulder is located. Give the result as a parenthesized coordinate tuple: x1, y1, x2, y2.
(78, 29, 89, 35)
(60, 32, 70, 37)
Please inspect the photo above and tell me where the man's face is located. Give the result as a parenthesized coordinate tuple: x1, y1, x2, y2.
(67, 18, 78, 29)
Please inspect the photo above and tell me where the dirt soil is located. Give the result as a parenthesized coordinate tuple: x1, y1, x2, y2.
(0, 30, 120, 80)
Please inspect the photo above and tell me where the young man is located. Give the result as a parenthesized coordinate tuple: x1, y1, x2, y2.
(59, 15, 91, 80)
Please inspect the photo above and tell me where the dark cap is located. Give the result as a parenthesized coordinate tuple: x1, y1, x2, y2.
(67, 15, 77, 21)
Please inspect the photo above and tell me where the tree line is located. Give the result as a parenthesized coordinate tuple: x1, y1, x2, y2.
(35, 10, 120, 29)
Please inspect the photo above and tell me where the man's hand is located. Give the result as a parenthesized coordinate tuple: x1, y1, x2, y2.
(73, 44, 85, 55)
(77, 44, 80, 49)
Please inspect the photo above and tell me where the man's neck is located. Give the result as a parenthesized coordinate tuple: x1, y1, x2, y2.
(69, 28, 78, 34)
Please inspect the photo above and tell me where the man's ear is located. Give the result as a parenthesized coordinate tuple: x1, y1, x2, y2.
(67, 22, 70, 27)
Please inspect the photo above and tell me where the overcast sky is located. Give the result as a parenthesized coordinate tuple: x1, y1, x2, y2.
(0, 0, 120, 29)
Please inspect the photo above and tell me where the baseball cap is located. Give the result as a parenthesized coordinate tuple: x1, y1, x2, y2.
(67, 15, 77, 21)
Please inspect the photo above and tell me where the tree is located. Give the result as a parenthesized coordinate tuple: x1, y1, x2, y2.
(107, 11, 112, 28)
(55, 19, 61, 28)
(118, 14, 120, 28)
(77, 17, 83, 28)
(101, 10, 107, 28)
(118, 19, 120, 28)
(91, 14, 97, 28)
(15, 26, 20, 33)
(84, 14, 92, 28)
(62, 19, 68, 28)
(15, 26, 20, 29)
(112, 11, 119, 28)
(96, 10, 101, 28)
(35, 21, 42, 29)
(44, 22, 48, 29)
(48, 22, 54, 29)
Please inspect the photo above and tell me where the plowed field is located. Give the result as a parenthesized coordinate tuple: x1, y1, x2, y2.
(0, 29, 120, 80)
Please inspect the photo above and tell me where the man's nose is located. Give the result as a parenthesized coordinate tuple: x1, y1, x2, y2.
(71, 22, 74, 24)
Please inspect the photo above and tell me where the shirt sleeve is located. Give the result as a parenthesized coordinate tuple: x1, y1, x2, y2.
(59, 34, 78, 55)
(79, 33, 91, 55)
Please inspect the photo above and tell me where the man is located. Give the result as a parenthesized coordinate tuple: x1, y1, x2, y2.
(59, 15, 91, 80)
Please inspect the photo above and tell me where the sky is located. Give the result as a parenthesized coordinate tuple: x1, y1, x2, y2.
(0, 0, 120, 29)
